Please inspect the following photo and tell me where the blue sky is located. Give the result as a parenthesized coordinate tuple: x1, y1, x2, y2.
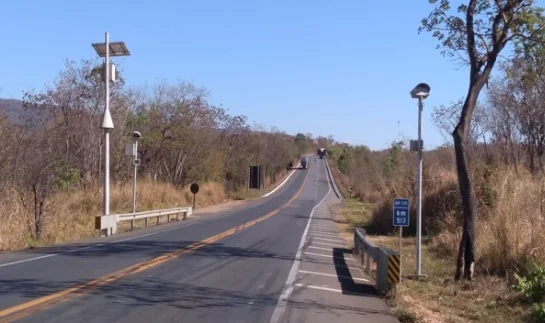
(0, 1, 512, 150)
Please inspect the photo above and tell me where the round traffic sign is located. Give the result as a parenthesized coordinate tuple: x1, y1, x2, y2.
(190, 183, 199, 194)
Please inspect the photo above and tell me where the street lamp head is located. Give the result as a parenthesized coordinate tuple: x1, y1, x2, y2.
(410, 83, 431, 99)
(132, 131, 141, 141)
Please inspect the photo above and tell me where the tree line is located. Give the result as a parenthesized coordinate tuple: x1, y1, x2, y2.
(0, 59, 316, 240)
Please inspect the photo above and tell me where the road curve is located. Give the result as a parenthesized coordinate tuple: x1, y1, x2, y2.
(0, 158, 391, 322)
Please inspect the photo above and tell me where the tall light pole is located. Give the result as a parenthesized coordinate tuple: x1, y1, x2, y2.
(131, 131, 141, 229)
(92, 33, 131, 236)
(410, 82, 430, 277)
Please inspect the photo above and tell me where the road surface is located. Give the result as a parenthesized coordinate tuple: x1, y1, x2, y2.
(0, 158, 397, 322)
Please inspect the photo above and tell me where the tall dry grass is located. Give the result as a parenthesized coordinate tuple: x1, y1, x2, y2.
(0, 180, 227, 251)
(433, 167, 545, 275)
(332, 146, 545, 275)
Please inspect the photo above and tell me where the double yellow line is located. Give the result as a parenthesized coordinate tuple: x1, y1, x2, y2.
(0, 171, 308, 322)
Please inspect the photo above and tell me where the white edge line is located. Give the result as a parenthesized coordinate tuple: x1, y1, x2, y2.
(308, 233, 342, 238)
(307, 246, 334, 251)
(263, 163, 301, 197)
(311, 241, 347, 248)
(294, 284, 342, 293)
(298, 270, 369, 282)
(0, 218, 202, 268)
(270, 159, 332, 323)
(308, 237, 346, 243)
(0, 254, 58, 268)
(303, 251, 356, 261)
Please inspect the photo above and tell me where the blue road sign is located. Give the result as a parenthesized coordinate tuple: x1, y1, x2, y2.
(393, 198, 410, 227)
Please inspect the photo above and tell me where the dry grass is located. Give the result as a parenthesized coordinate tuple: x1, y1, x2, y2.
(0, 168, 294, 251)
(337, 149, 545, 275)
(328, 154, 544, 322)
(0, 180, 227, 251)
(430, 166, 545, 276)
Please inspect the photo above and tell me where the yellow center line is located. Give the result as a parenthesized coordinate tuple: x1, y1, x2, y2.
(0, 169, 309, 322)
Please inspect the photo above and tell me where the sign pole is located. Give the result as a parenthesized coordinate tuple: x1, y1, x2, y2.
(190, 183, 199, 211)
(399, 226, 403, 283)
(393, 197, 409, 282)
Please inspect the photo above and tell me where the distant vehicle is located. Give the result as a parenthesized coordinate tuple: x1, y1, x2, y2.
(317, 148, 326, 159)
(300, 158, 307, 169)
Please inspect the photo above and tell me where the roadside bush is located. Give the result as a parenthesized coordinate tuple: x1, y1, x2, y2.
(514, 263, 545, 303)
(329, 142, 545, 275)
(532, 303, 545, 322)
(394, 308, 421, 323)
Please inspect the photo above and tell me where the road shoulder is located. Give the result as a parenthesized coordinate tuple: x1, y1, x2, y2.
(272, 191, 399, 323)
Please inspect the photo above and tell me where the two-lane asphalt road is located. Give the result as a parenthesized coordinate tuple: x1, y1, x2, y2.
(0, 158, 394, 322)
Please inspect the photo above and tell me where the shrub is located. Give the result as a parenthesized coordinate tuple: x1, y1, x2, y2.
(514, 263, 545, 303)
(532, 303, 545, 323)
(395, 308, 421, 323)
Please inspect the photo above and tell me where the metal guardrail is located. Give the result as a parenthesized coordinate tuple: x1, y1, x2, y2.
(353, 228, 400, 295)
(118, 207, 193, 230)
(324, 157, 344, 199)
(96, 207, 193, 233)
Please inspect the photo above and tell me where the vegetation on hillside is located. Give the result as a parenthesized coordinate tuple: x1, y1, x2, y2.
(0, 59, 332, 250)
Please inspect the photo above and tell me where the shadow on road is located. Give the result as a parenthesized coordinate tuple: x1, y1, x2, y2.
(332, 247, 376, 296)
(0, 277, 393, 319)
(0, 241, 346, 298)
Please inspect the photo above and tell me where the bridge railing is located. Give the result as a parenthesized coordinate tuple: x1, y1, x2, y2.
(353, 228, 400, 295)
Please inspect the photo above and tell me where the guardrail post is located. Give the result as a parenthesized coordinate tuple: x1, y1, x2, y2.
(145, 218, 148, 227)
(167, 214, 170, 222)
(176, 212, 180, 221)
(131, 220, 134, 230)
(157, 215, 160, 225)
(183, 211, 187, 220)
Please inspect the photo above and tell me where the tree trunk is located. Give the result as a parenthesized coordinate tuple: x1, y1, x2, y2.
(32, 184, 45, 241)
(453, 85, 482, 281)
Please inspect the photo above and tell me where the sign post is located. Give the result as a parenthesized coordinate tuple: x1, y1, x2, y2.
(190, 183, 199, 210)
(393, 198, 410, 282)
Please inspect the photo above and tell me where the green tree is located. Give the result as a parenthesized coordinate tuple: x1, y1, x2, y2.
(421, 0, 545, 280)
(294, 133, 307, 155)
(384, 141, 404, 184)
